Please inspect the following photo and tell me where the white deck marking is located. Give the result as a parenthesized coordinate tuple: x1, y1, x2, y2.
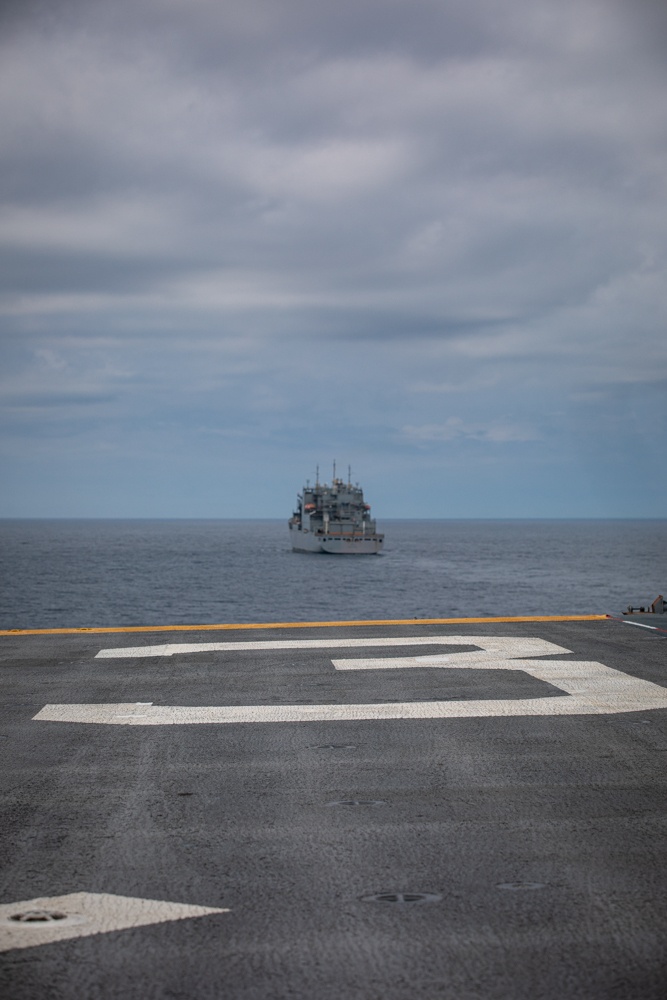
(33, 659, 667, 724)
(622, 620, 660, 631)
(333, 645, 570, 670)
(0, 892, 228, 952)
(94, 636, 569, 658)
(35, 635, 667, 724)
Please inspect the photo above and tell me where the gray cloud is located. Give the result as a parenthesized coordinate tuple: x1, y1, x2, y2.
(0, 0, 665, 515)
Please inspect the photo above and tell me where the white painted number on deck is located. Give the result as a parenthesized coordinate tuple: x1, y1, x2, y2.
(33, 635, 667, 724)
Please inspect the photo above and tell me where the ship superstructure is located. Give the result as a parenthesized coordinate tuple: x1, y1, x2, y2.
(289, 467, 384, 554)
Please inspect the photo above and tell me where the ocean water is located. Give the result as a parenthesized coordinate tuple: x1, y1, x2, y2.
(0, 519, 665, 630)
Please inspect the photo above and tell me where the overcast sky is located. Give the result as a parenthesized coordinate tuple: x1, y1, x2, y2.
(1, 0, 665, 517)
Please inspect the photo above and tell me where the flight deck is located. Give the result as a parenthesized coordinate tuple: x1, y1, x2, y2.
(1, 615, 666, 999)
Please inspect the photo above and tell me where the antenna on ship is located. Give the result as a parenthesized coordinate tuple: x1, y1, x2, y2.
(315, 465, 320, 486)
(347, 465, 351, 486)
(333, 459, 336, 483)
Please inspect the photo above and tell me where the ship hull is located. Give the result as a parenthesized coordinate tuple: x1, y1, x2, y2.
(289, 524, 383, 554)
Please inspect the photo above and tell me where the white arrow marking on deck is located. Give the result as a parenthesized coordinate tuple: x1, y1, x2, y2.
(33, 635, 667, 723)
(0, 892, 228, 952)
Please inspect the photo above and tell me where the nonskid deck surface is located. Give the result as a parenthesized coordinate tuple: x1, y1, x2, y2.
(1, 616, 667, 999)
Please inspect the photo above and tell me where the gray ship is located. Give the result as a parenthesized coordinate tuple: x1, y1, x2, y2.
(289, 466, 384, 554)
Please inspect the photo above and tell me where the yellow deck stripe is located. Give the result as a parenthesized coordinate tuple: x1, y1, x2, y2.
(0, 614, 608, 637)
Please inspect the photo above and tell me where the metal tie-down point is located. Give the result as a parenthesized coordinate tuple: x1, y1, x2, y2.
(360, 892, 442, 905)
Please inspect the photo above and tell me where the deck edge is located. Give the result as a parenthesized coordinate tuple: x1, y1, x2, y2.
(0, 614, 609, 636)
